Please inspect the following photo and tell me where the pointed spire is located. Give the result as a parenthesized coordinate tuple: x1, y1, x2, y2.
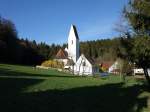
(70, 24, 79, 39)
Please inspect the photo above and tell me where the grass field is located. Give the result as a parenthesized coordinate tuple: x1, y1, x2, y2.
(0, 63, 150, 112)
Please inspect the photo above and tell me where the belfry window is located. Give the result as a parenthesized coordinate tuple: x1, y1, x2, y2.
(72, 40, 73, 44)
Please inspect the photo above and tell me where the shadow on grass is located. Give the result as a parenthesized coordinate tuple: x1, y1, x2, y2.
(0, 67, 84, 78)
(0, 77, 149, 112)
(0, 66, 149, 112)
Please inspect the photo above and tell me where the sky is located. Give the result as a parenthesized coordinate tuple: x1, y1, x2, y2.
(0, 0, 128, 45)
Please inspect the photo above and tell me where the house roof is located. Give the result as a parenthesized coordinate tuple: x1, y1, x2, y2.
(66, 59, 75, 66)
(79, 54, 96, 66)
(55, 49, 68, 59)
(87, 58, 96, 65)
(100, 62, 114, 69)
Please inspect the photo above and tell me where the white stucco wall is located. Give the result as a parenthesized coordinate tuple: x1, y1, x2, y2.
(74, 66, 93, 75)
(68, 25, 79, 63)
(108, 61, 119, 73)
(74, 54, 95, 75)
(55, 59, 68, 65)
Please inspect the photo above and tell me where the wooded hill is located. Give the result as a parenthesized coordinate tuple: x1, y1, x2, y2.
(0, 16, 122, 65)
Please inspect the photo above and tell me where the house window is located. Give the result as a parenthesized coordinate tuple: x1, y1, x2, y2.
(82, 61, 86, 66)
(72, 40, 73, 44)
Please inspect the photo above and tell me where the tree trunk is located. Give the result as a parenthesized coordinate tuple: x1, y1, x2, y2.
(72, 65, 74, 75)
(143, 67, 150, 87)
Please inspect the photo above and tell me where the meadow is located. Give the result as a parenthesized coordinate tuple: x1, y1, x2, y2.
(0, 64, 149, 112)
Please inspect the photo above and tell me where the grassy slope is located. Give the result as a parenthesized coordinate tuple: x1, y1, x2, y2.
(0, 63, 149, 112)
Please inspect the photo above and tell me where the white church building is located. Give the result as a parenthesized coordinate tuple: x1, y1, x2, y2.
(55, 25, 99, 75)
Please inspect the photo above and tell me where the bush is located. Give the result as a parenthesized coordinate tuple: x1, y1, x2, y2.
(99, 66, 108, 72)
(41, 60, 64, 68)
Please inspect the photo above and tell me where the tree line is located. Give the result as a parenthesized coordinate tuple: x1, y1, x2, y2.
(0, 16, 123, 65)
(80, 38, 122, 62)
(0, 17, 63, 65)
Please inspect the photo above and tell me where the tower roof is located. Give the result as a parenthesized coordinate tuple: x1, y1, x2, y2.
(71, 24, 79, 40)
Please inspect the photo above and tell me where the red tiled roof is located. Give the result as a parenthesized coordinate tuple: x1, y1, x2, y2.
(55, 49, 68, 59)
(100, 61, 114, 69)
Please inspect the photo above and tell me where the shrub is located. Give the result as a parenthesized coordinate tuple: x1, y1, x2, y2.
(41, 60, 64, 68)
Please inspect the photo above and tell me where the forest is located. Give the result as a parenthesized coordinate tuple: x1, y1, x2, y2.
(0, 16, 122, 65)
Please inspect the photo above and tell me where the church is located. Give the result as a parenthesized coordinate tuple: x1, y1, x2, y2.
(55, 25, 99, 75)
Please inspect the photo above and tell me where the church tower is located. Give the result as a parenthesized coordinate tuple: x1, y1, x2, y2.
(68, 24, 80, 63)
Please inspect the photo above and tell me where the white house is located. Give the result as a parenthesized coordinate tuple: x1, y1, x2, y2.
(55, 49, 68, 65)
(74, 54, 99, 75)
(55, 24, 99, 75)
(108, 61, 120, 74)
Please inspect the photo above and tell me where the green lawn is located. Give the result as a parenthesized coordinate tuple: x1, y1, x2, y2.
(0, 63, 150, 112)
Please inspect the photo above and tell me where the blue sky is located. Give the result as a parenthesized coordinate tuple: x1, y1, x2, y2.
(0, 0, 128, 45)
